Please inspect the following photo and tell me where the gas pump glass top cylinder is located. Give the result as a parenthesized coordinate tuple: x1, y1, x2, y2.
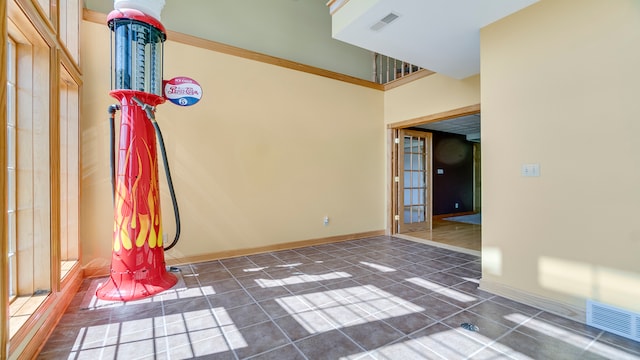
(110, 18, 165, 96)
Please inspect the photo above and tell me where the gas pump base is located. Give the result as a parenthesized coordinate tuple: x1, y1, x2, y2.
(96, 264, 177, 301)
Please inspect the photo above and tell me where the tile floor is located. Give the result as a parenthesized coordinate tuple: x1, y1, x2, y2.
(39, 236, 640, 359)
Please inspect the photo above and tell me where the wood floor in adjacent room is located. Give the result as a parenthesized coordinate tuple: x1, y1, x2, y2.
(401, 218, 481, 252)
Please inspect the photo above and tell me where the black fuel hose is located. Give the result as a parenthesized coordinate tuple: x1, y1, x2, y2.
(150, 114, 181, 251)
(108, 104, 120, 203)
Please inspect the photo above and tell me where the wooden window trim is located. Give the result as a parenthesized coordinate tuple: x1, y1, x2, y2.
(4, 0, 83, 358)
(1, 2, 10, 358)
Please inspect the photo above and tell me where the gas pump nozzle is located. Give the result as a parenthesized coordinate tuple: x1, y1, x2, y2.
(132, 96, 156, 122)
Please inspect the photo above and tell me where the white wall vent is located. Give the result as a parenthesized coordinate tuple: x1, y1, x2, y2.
(370, 13, 400, 31)
(586, 299, 640, 342)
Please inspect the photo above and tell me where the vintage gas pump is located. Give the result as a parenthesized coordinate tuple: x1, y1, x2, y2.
(96, 2, 178, 301)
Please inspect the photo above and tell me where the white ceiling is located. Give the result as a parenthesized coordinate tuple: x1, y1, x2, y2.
(332, 0, 538, 79)
(414, 114, 481, 141)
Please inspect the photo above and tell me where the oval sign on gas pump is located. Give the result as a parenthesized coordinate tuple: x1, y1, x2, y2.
(163, 76, 202, 106)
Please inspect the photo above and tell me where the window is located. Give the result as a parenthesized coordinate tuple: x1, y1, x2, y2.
(59, 66, 80, 279)
(3, 0, 82, 356)
(58, 0, 80, 63)
(7, 18, 52, 338)
(7, 37, 17, 301)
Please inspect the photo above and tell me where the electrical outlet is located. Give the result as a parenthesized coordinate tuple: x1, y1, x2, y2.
(323, 216, 329, 226)
(455, 202, 459, 209)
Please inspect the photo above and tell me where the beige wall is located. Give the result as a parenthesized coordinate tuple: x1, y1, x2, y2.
(384, 74, 480, 125)
(481, 0, 640, 314)
(80, 20, 385, 270)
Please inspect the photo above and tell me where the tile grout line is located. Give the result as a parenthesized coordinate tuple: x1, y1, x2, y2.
(327, 248, 476, 357)
(157, 264, 206, 359)
(396, 296, 495, 360)
(197, 262, 242, 360)
(222, 256, 311, 360)
(160, 285, 171, 360)
(468, 309, 545, 360)
(100, 304, 117, 359)
(582, 330, 604, 355)
(298, 244, 481, 357)
(254, 250, 380, 358)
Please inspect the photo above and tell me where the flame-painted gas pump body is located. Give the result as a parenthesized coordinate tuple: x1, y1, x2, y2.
(96, 8, 177, 301)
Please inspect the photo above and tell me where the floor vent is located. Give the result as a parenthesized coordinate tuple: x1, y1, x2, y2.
(586, 299, 640, 341)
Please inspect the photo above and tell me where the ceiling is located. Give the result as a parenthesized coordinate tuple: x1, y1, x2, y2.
(331, 0, 538, 141)
(414, 114, 481, 142)
(332, 0, 538, 79)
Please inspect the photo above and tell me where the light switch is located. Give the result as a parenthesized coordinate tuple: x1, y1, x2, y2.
(521, 163, 540, 177)
(436, 168, 444, 175)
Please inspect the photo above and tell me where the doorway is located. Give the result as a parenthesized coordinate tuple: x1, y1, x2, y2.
(398, 129, 432, 233)
(389, 105, 481, 253)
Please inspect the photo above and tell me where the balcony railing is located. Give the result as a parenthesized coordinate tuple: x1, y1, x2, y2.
(373, 53, 423, 84)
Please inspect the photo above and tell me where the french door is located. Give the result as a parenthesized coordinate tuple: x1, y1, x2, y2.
(397, 130, 432, 233)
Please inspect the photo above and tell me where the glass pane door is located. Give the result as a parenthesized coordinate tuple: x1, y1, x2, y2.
(398, 130, 431, 233)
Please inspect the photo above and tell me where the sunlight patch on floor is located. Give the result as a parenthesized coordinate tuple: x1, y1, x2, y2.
(406, 277, 477, 303)
(276, 285, 423, 334)
(254, 271, 352, 288)
(359, 261, 397, 273)
(69, 307, 247, 359)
